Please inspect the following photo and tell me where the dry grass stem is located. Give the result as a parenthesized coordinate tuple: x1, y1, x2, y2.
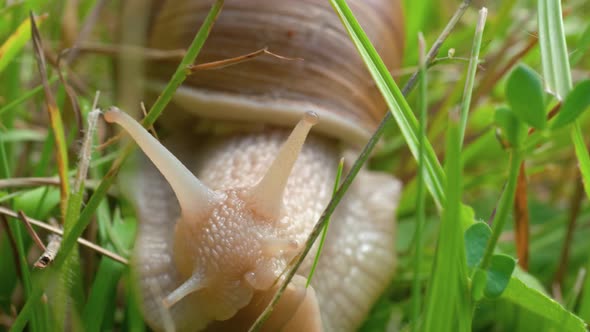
(187, 47, 302, 73)
(0, 207, 128, 265)
(17, 211, 46, 252)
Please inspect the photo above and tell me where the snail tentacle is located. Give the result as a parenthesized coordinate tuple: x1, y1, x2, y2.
(247, 111, 319, 219)
(103, 107, 222, 222)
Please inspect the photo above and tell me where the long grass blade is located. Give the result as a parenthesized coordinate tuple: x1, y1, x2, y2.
(535, 0, 588, 326)
(570, 23, 590, 66)
(29, 13, 70, 219)
(329, 0, 445, 207)
(0, 77, 59, 117)
(538, 0, 572, 99)
(572, 125, 590, 203)
(423, 8, 487, 331)
(459, 8, 487, 144)
(305, 158, 344, 287)
(424, 109, 471, 332)
(0, 14, 47, 73)
(141, 0, 224, 127)
(411, 32, 428, 332)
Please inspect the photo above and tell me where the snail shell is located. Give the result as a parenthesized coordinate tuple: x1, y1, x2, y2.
(147, 0, 404, 145)
(114, 0, 404, 331)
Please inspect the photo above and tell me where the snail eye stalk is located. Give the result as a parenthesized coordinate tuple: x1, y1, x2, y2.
(103, 107, 222, 221)
(247, 111, 319, 219)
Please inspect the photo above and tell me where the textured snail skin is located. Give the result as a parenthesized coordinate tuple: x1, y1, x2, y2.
(130, 129, 400, 331)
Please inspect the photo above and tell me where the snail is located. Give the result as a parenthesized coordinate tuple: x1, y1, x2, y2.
(105, 0, 404, 331)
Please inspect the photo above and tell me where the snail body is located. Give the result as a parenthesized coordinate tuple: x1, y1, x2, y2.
(108, 0, 404, 331)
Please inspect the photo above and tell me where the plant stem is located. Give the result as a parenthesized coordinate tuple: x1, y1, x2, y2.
(480, 148, 522, 270)
(459, 8, 487, 145)
(423, 8, 487, 330)
(513, 163, 530, 270)
(412, 32, 428, 332)
(424, 107, 471, 332)
(553, 177, 584, 286)
(404, 0, 474, 95)
(306, 158, 344, 287)
(142, 0, 224, 127)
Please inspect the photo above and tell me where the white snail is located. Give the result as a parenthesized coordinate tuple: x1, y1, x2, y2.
(105, 0, 404, 331)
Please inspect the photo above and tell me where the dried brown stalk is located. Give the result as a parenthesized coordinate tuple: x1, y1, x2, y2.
(187, 47, 302, 73)
(17, 211, 46, 252)
(0, 207, 128, 265)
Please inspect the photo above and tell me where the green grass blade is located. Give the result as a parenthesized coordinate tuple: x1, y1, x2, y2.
(0, 18, 47, 326)
(459, 8, 487, 143)
(479, 148, 522, 269)
(142, 0, 224, 127)
(9, 273, 48, 332)
(423, 111, 471, 332)
(329, 0, 445, 207)
(124, 268, 147, 332)
(538, 0, 572, 99)
(403, 0, 431, 65)
(423, 8, 488, 331)
(0, 15, 45, 74)
(83, 215, 135, 332)
(0, 229, 19, 308)
(63, 110, 99, 238)
(572, 124, 590, 202)
(5, 220, 41, 332)
(0, 129, 10, 179)
(536, 0, 589, 204)
(512, 1, 590, 328)
(30, 13, 70, 219)
(578, 256, 590, 321)
(570, 23, 590, 66)
(306, 158, 344, 287)
(0, 77, 58, 117)
(538, 2, 590, 315)
(411, 32, 428, 332)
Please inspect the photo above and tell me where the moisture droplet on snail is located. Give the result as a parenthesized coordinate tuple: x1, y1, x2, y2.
(105, 0, 404, 331)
